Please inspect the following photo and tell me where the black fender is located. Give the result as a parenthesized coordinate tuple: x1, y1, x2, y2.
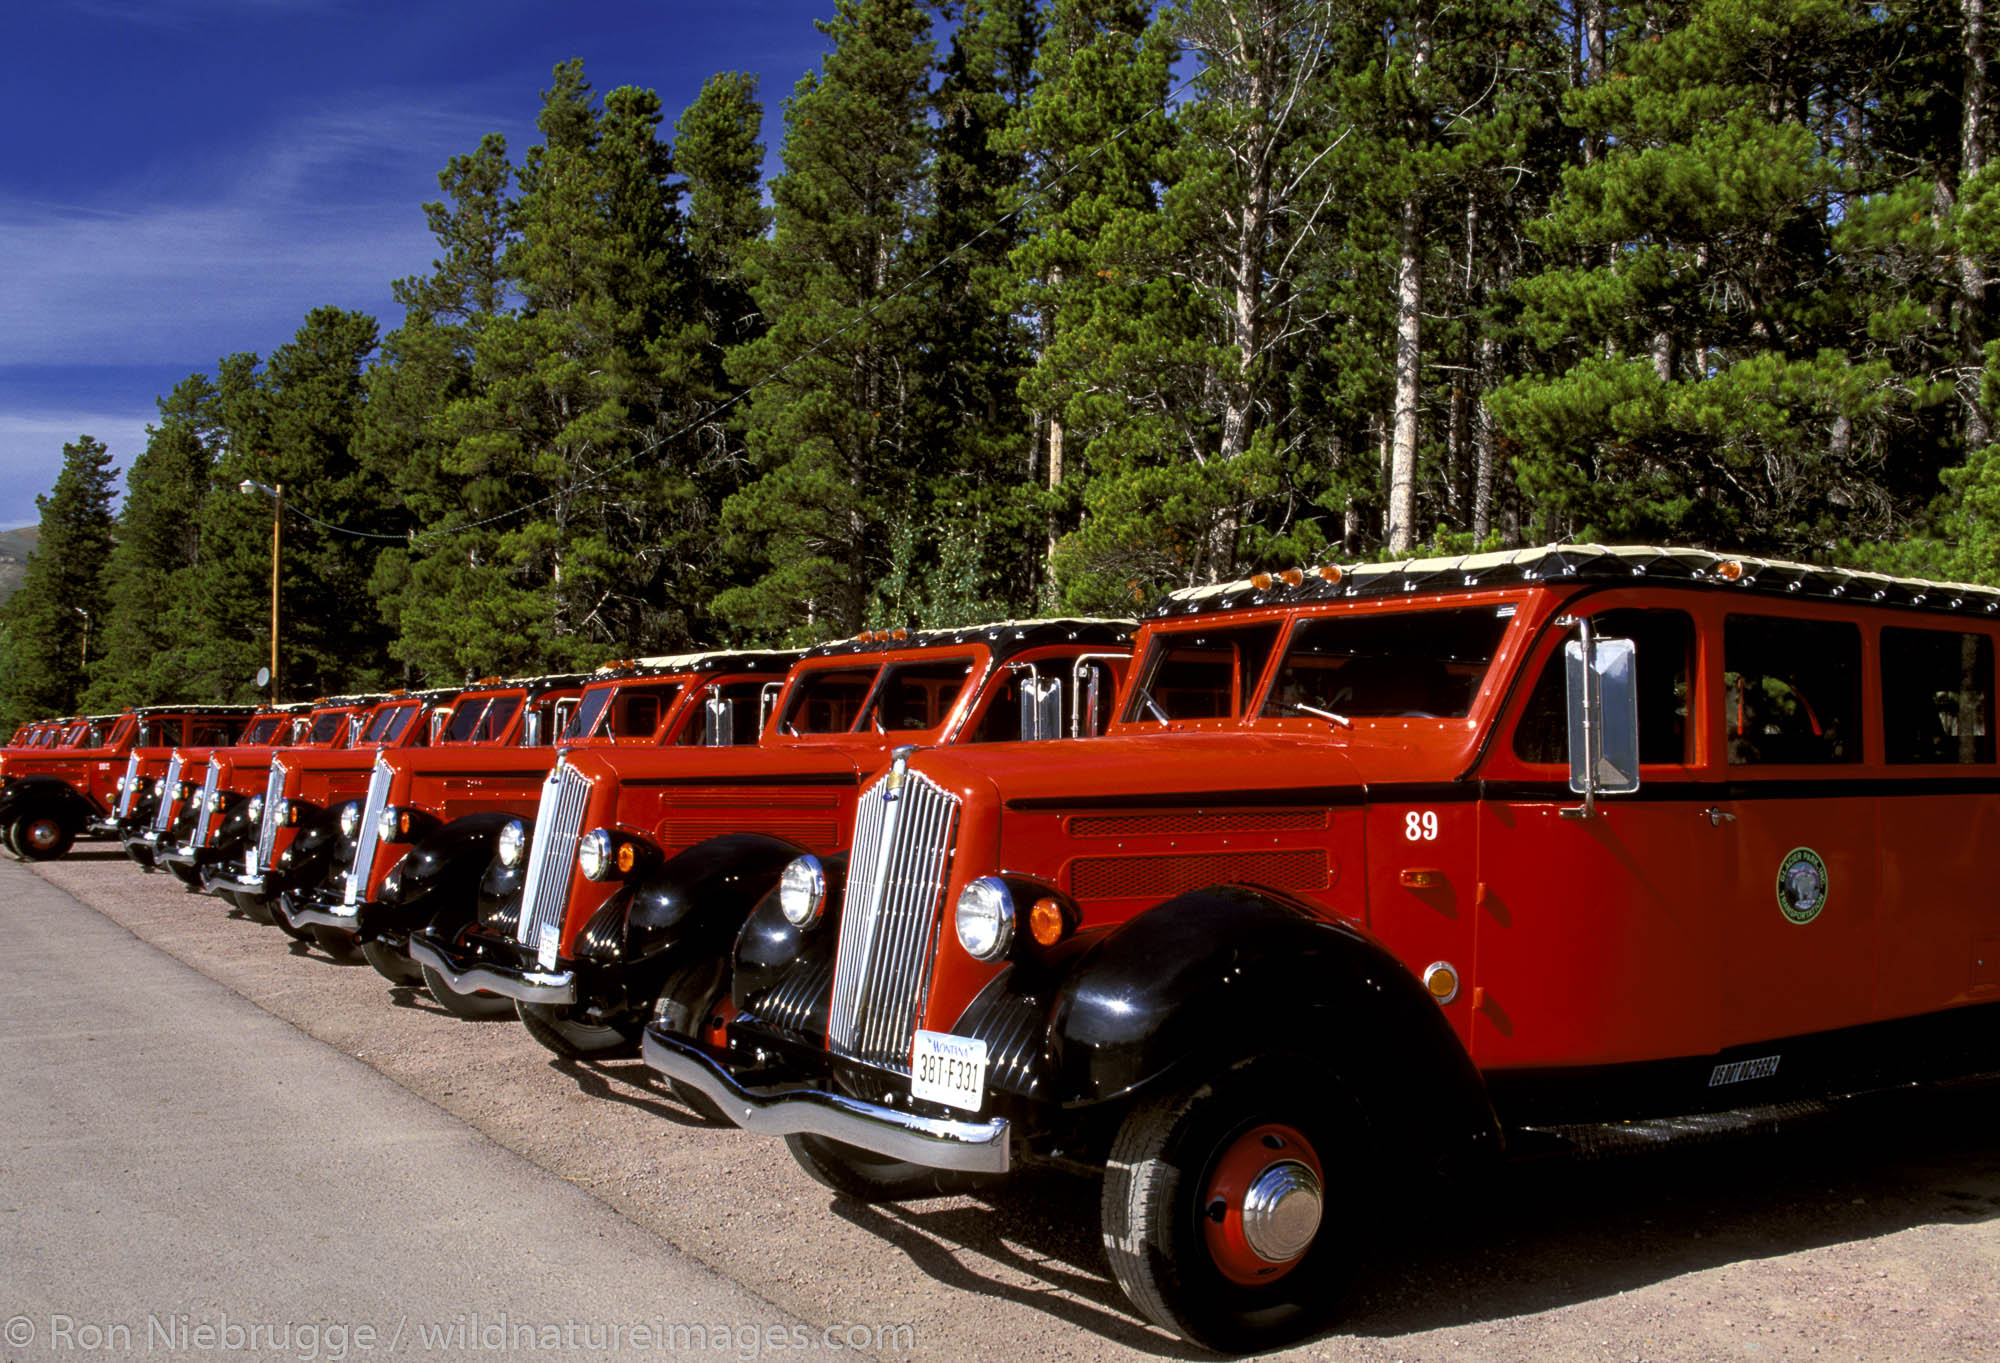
(207, 793, 258, 855)
(387, 812, 520, 934)
(269, 808, 344, 895)
(731, 852, 849, 1027)
(622, 832, 820, 966)
(1049, 885, 1501, 1166)
(0, 775, 99, 830)
(475, 816, 532, 934)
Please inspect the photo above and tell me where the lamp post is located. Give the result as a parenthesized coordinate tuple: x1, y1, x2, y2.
(239, 480, 282, 700)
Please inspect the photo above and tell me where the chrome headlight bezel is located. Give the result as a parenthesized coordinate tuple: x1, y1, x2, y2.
(778, 855, 826, 928)
(954, 876, 1015, 961)
(577, 828, 614, 881)
(497, 819, 526, 869)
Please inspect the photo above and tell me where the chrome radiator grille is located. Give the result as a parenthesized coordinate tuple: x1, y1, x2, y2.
(343, 759, 394, 906)
(189, 760, 222, 849)
(115, 754, 141, 819)
(152, 755, 183, 833)
(254, 760, 288, 872)
(515, 763, 591, 954)
(826, 768, 960, 1073)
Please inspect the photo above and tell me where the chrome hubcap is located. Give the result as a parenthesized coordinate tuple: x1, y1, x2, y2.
(1241, 1160, 1323, 1263)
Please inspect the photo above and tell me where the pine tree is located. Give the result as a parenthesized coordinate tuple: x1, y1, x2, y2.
(0, 436, 117, 726)
(82, 375, 220, 707)
(715, 0, 938, 641)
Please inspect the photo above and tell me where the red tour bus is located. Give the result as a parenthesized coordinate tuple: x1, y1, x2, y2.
(647, 544, 2000, 1352)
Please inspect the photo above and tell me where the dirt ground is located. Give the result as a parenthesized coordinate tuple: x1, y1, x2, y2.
(29, 847, 2000, 1361)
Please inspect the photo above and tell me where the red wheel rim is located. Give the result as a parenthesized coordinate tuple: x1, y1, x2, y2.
(25, 819, 61, 851)
(1200, 1122, 1324, 1287)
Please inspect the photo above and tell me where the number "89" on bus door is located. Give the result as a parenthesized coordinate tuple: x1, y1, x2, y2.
(1405, 810, 1439, 841)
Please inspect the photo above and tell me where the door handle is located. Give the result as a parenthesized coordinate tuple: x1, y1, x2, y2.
(1703, 806, 1736, 826)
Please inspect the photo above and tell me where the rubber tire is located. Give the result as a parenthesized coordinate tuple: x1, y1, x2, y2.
(233, 891, 279, 926)
(362, 939, 426, 987)
(310, 925, 366, 963)
(784, 1133, 990, 1203)
(651, 959, 732, 1121)
(1099, 1058, 1355, 1352)
(12, 813, 74, 861)
(516, 1002, 641, 1058)
(420, 963, 516, 1020)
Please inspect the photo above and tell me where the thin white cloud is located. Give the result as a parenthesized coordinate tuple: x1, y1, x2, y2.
(0, 410, 151, 530)
(0, 97, 495, 369)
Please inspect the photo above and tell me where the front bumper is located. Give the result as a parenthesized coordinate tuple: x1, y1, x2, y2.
(406, 931, 577, 1006)
(122, 833, 161, 870)
(289, 887, 363, 933)
(202, 861, 267, 897)
(641, 1027, 1013, 1175)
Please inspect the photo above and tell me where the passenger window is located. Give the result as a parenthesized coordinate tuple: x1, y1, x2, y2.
(1514, 609, 1693, 765)
(1725, 615, 1861, 765)
(1881, 626, 1993, 764)
(1128, 625, 1280, 722)
(1265, 608, 1511, 721)
(613, 692, 662, 738)
(677, 682, 767, 746)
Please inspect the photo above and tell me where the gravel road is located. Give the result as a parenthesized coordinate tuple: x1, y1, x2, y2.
(18, 849, 2000, 1361)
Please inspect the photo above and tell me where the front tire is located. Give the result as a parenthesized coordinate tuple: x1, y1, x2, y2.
(310, 925, 366, 963)
(1100, 1059, 1355, 1352)
(362, 939, 426, 987)
(516, 1002, 640, 1057)
(651, 959, 733, 1121)
(784, 1133, 991, 1203)
(12, 813, 74, 861)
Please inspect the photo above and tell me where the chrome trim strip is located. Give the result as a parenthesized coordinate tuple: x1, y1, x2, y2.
(254, 759, 288, 872)
(151, 754, 183, 833)
(641, 1027, 1010, 1175)
(287, 897, 362, 932)
(407, 936, 577, 1005)
(115, 753, 141, 819)
(344, 758, 394, 906)
(189, 760, 222, 849)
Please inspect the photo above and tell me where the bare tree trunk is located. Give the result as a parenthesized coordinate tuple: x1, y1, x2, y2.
(1473, 330, 1499, 544)
(1388, 196, 1423, 553)
(1964, 0, 1993, 446)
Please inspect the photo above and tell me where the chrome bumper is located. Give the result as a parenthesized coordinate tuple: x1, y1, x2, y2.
(406, 935, 576, 1005)
(202, 865, 266, 897)
(641, 1027, 1012, 1175)
(287, 889, 362, 932)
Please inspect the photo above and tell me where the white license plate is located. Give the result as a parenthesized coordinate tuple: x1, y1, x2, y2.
(910, 1030, 987, 1113)
(245, 849, 258, 876)
(536, 923, 560, 971)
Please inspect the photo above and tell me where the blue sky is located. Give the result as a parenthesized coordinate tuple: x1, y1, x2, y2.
(0, 0, 842, 528)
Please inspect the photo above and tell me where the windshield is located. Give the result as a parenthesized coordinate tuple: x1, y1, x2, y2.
(360, 703, 419, 743)
(305, 710, 353, 744)
(1259, 606, 1516, 720)
(562, 681, 680, 742)
(106, 716, 137, 748)
(859, 658, 978, 733)
(1124, 625, 1282, 723)
(244, 716, 284, 744)
(443, 693, 522, 744)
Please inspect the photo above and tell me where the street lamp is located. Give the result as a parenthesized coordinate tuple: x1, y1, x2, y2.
(239, 479, 282, 700)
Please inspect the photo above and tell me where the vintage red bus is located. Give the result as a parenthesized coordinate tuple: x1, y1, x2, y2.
(646, 545, 2000, 1352)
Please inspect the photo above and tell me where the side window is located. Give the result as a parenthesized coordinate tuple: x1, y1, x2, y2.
(1126, 625, 1281, 722)
(676, 682, 767, 746)
(1514, 609, 1694, 765)
(613, 691, 663, 738)
(1881, 626, 1993, 764)
(1725, 615, 1861, 765)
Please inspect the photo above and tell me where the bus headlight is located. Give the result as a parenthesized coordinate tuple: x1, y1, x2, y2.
(497, 819, 526, 868)
(778, 855, 826, 928)
(954, 877, 1014, 961)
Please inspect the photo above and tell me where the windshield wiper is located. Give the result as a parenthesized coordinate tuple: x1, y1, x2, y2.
(1284, 701, 1352, 729)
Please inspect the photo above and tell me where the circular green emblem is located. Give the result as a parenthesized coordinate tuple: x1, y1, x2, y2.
(1776, 847, 1828, 925)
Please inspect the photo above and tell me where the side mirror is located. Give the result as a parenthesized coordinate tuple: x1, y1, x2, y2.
(1565, 626, 1640, 816)
(704, 691, 735, 747)
(1018, 675, 1064, 741)
(522, 707, 544, 747)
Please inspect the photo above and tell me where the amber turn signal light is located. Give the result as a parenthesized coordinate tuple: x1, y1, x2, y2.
(1280, 568, 1303, 586)
(1251, 572, 1274, 590)
(1029, 896, 1069, 947)
(615, 840, 638, 875)
(1318, 564, 1344, 583)
(1717, 559, 1745, 581)
(1399, 868, 1444, 889)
